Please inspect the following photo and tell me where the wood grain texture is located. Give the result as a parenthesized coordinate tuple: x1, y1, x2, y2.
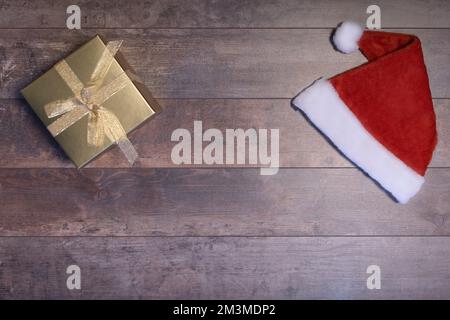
(1, 0, 450, 28)
(1, 99, 449, 168)
(1, 29, 449, 99)
(1, 237, 450, 299)
(0, 168, 448, 236)
(0, 0, 105, 28)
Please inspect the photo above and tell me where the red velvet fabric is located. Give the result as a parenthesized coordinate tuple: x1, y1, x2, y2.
(330, 31, 437, 176)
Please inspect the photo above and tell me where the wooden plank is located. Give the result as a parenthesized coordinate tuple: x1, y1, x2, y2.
(1, 0, 450, 28)
(0, 168, 448, 236)
(1, 236, 450, 299)
(1, 29, 449, 99)
(1, 98, 449, 168)
(0, 0, 106, 28)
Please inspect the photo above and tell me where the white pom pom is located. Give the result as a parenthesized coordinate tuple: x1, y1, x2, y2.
(332, 21, 363, 54)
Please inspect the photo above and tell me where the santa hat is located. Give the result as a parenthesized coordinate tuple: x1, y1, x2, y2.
(292, 21, 437, 204)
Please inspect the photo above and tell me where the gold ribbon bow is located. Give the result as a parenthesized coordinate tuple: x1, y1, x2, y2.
(44, 40, 138, 165)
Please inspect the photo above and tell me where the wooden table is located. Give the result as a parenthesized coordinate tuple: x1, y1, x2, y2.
(0, 0, 449, 299)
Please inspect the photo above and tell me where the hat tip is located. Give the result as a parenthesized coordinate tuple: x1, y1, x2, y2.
(332, 21, 364, 54)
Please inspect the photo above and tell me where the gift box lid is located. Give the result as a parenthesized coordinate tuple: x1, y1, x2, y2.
(21, 35, 161, 168)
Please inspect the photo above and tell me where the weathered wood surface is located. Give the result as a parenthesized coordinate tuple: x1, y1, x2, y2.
(1, 0, 450, 28)
(1, 99, 449, 168)
(1, 237, 450, 299)
(1, 29, 449, 99)
(0, 168, 448, 236)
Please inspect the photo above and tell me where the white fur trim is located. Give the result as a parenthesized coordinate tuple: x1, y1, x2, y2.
(332, 21, 363, 54)
(293, 79, 424, 204)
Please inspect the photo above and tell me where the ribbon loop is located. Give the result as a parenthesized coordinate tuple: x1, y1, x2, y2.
(47, 107, 89, 137)
(89, 40, 123, 87)
(44, 97, 82, 118)
(43, 40, 137, 165)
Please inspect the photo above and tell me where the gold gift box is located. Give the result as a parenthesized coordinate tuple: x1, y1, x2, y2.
(21, 35, 161, 168)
